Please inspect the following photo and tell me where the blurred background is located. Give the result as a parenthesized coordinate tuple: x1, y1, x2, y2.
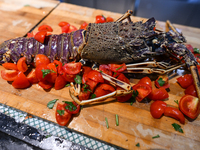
(61, 0, 200, 28)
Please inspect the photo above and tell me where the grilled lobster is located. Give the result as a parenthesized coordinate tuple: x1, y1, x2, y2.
(0, 10, 199, 105)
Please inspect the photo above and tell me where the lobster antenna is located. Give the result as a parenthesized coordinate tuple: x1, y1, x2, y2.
(115, 10, 133, 23)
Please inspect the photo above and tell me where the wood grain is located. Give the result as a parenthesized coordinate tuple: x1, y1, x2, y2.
(1, 2, 200, 149)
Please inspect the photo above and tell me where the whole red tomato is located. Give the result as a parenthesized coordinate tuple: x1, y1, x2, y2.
(95, 15, 106, 23)
(177, 74, 193, 89)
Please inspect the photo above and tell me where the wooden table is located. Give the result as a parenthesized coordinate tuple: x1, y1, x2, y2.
(1, 2, 200, 149)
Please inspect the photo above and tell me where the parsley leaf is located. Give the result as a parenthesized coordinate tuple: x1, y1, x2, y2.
(130, 90, 138, 105)
(47, 99, 58, 109)
(63, 101, 77, 111)
(174, 100, 179, 105)
(135, 143, 140, 147)
(41, 69, 56, 78)
(57, 110, 64, 116)
(152, 134, 160, 139)
(65, 84, 70, 87)
(116, 66, 123, 71)
(74, 75, 82, 84)
(172, 123, 184, 133)
(91, 94, 96, 99)
(194, 48, 200, 54)
(157, 78, 165, 86)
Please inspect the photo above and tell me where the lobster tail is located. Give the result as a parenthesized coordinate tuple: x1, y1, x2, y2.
(0, 29, 85, 64)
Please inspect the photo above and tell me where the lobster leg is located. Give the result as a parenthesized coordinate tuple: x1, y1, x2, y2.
(115, 10, 133, 23)
(190, 66, 200, 99)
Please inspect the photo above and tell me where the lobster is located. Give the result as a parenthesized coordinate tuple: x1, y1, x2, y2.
(0, 10, 199, 105)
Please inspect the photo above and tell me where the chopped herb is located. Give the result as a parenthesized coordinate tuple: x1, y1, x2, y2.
(24, 5, 30, 7)
(63, 101, 77, 111)
(114, 72, 117, 75)
(45, 135, 52, 138)
(83, 84, 92, 92)
(194, 48, 200, 54)
(55, 64, 58, 67)
(105, 117, 109, 129)
(65, 84, 70, 87)
(152, 134, 160, 139)
(130, 90, 138, 105)
(100, 70, 103, 73)
(47, 99, 58, 109)
(91, 94, 96, 99)
(74, 75, 82, 84)
(172, 123, 184, 133)
(116, 66, 123, 71)
(115, 114, 119, 126)
(41, 69, 56, 78)
(174, 100, 179, 105)
(135, 143, 140, 147)
(157, 78, 165, 86)
(57, 110, 64, 116)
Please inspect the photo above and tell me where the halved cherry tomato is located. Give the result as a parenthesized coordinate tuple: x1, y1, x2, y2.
(132, 83, 152, 102)
(2, 63, 18, 70)
(35, 64, 48, 82)
(82, 66, 92, 75)
(56, 103, 72, 126)
(1, 70, 19, 81)
(94, 83, 115, 97)
(12, 71, 30, 89)
(155, 75, 170, 89)
(68, 25, 77, 33)
(63, 101, 80, 114)
(34, 30, 47, 43)
(177, 74, 193, 89)
(164, 107, 185, 124)
(185, 44, 194, 53)
(138, 76, 152, 88)
(38, 25, 53, 32)
(54, 75, 66, 90)
(87, 70, 104, 83)
(117, 73, 130, 84)
(63, 62, 82, 75)
(108, 63, 127, 73)
(106, 17, 114, 22)
(85, 78, 98, 92)
(80, 22, 88, 30)
(95, 15, 106, 23)
(46, 63, 57, 83)
(27, 32, 34, 38)
(62, 73, 76, 82)
(17, 57, 28, 72)
(27, 69, 39, 84)
(58, 21, 69, 27)
(184, 84, 197, 97)
(53, 60, 63, 75)
(179, 95, 200, 119)
(148, 87, 169, 101)
(38, 80, 53, 89)
(35, 54, 50, 67)
(99, 64, 113, 76)
(61, 24, 70, 33)
(78, 89, 91, 101)
(150, 101, 167, 119)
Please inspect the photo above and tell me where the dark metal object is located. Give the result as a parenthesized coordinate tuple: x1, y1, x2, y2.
(0, 113, 91, 150)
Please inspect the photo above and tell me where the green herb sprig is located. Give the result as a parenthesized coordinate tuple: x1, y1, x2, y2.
(172, 123, 183, 133)
(47, 99, 58, 109)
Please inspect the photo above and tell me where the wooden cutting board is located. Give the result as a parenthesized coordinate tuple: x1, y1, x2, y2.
(1, 2, 200, 149)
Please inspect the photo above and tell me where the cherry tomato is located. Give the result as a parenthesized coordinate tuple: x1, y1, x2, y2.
(27, 69, 39, 84)
(61, 24, 70, 33)
(179, 95, 200, 119)
(138, 76, 152, 88)
(53, 60, 63, 75)
(12, 71, 30, 89)
(184, 84, 197, 97)
(132, 83, 152, 102)
(34, 30, 47, 43)
(148, 87, 169, 101)
(99, 64, 112, 76)
(150, 101, 167, 119)
(68, 25, 77, 33)
(108, 63, 127, 73)
(85, 78, 98, 92)
(185, 44, 194, 53)
(2, 63, 18, 70)
(54, 75, 67, 90)
(62, 73, 76, 82)
(58, 21, 70, 27)
(155, 75, 170, 89)
(56, 103, 72, 126)
(38, 25, 53, 32)
(106, 17, 114, 22)
(38, 80, 53, 89)
(1, 70, 19, 81)
(95, 15, 106, 23)
(177, 74, 193, 89)
(78, 89, 91, 101)
(63, 62, 82, 75)
(17, 57, 28, 72)
(164, 107, 185, 124)
(80, 22, 88, 30)
(27, 32, 34, 38)
(87, 70, 104, 83)
(94, 83, 115, 97)
(63, 101, 80, 114)
(46, 62, 57, 83)
(35, 54, 50, 67)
